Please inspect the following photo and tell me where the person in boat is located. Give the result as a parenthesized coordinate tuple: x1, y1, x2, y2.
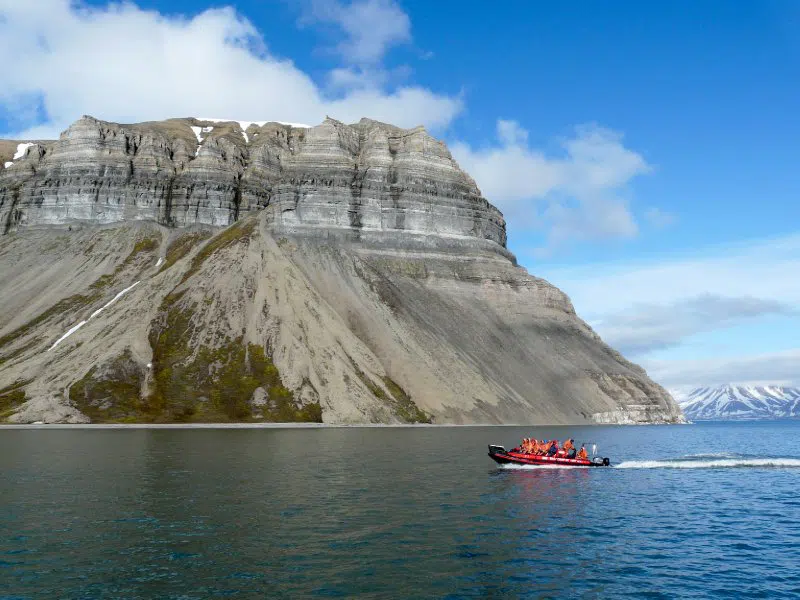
(563, 438, 576, 459)
(546, 440, 559, 456)
(577, 444, 588, 460)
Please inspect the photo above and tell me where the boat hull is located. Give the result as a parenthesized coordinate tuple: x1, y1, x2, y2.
(488, 445, 610, 467)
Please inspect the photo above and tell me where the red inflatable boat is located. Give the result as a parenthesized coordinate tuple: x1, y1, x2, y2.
(488, 444, 611, 467)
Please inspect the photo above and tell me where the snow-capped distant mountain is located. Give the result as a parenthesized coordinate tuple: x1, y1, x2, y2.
(673, 385, 800, 420)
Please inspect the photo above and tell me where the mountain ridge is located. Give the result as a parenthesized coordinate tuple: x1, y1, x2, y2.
(0, 115, 507, 254)
(674, 384, 800, 420)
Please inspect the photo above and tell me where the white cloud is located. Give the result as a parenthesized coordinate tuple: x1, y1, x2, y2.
(644, 206, 676, 228)
(641, 349, 800, 389)
(326, 64, 412, 91)
(538, 234, 800, 319)
(451, 120, 652, 253)
(301, 0, 411, 64)
(497, 119, 529, 146)
(0, 0, 460, 139)
(596, 294, 796, 356)
(536, 234, 800, 387)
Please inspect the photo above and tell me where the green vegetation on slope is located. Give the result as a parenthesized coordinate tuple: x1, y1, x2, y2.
(90, 232, 160, 291)
(0, 293, 99, 350)
(0, 339, 38, 367)
(68, 351, 144, 423)
(179, 218, 256, 284)
(159, 231, 211, 273)
(0, 231, 160, 354)
(346, 355, 431, 423)
(140, 218, 321, 423)
(0, 380, 29, 421)
(147, 304, 321, 422)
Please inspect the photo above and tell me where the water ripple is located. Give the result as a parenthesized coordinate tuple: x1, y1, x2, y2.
(2, 423, 800, 598)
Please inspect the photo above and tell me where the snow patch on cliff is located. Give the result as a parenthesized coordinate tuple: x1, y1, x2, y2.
(47, 281, 141, 352)
(13, 143, 35, 160)
(88, 281, 140, 320)
(48, 321, 87, 351)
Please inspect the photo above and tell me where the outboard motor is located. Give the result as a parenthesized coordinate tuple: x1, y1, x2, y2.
(589, 443, 610, 466)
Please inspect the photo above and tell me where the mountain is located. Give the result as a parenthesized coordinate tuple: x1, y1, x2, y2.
(675, 385, 800, 420)
(0, 116, 684, 425)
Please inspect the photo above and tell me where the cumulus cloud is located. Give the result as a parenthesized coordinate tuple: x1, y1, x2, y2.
(451, 120, 652, 253)
(0, 0, 460, 139)
(644, 207, 677, 228)
(596, 294, 797, 356)
(641, 349, 800, 389)
(537, 234, 800, 319)
(300, 0, 411, 64)
(535, 234, 800, 387)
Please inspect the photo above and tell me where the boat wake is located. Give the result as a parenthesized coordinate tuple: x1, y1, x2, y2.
(615, 456, 800, 469)
(498, 463, 589, 470)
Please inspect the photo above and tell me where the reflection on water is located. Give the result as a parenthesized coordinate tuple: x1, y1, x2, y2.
(2, 422, 800, 598)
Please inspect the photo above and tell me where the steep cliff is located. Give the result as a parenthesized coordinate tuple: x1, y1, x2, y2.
(0, 116, 505, 247)
(0, 116, 683, 424)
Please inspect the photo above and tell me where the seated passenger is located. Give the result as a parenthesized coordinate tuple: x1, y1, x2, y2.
(577, 445, 588, 460)
(546, 440, 558, 456)
(563, 438, 576, 458)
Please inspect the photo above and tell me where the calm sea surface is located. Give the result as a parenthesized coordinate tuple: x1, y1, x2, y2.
(2, 422, 800, 599)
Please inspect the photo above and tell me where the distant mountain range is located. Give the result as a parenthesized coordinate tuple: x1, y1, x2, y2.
(674, 385, 800, 420)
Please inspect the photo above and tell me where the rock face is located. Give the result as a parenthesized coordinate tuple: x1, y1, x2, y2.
(0, 116, 683, 425)
(0, 116, 505, 251)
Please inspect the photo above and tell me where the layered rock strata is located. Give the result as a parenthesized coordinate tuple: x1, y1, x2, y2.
(0, 116, 506, 254)
(0, 116, 683, 425)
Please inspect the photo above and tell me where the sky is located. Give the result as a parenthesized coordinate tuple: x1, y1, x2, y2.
(1, 0, 798, 391)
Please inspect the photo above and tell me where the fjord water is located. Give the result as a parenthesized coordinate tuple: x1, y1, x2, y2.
(2, 422, 800, 598)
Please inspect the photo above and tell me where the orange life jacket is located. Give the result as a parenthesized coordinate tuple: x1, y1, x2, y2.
(578, 447, 588, 459)
(563, 440, 574, 452)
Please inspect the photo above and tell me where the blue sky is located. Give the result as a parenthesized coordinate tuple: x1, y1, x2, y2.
(1, 0, 798, 389)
